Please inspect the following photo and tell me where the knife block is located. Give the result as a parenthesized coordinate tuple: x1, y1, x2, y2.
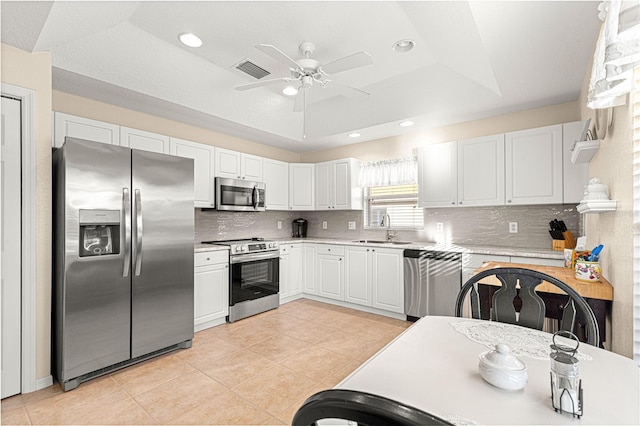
(552, 231, 576, 251)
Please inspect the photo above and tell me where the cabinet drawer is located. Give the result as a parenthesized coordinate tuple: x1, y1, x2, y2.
(195, 250, 228, 267)
(315, 245, 345, 256)
(463, 253, 511, 269)
(280, 243, 300, 254)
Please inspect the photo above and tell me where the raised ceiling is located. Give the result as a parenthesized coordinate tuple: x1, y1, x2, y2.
(1, 1, 600, 153)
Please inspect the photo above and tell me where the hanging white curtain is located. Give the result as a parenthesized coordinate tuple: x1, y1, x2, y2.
(588, 1, 640, 109)
(358, 156, 418, 187)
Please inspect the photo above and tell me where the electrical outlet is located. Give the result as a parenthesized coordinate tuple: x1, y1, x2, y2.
(509, 222, 518, 233)
(348, 221, 356, 230)
(436, 222, 444, 232)
(277, 221, 282, 229)
(322, 221, 328, 229)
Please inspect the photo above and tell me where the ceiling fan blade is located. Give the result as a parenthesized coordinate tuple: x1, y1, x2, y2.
(293, 89, 306, 112)
(256, 44, 301, 70)
(321, 51, 373, 75)
(328, 80, 371, 99)
(235, 77, 293, 91)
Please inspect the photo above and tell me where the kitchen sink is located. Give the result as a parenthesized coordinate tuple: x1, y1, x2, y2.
(352, 239, 413, 245)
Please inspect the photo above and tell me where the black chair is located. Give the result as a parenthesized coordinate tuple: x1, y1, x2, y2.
(454, 267, 599, 346)
(292, 389, 453, 426)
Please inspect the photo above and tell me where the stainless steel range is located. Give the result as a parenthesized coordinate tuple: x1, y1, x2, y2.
(201, 238, 279, 322)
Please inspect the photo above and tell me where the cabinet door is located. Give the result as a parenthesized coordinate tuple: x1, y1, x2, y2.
(562, 120, 590, 204)
(194, 263, 229, 331)
(170, 137, 215, 208)
(263, 158, 289, 210)
(214, 147, 242, 179)
(53, 112, 120, 148)
(241, 153, 263, 181)
(458, 135, 505, 206)
(371, 248, 404, 313)
(317, 253, 344, 301)
(418, 141, 458, 207)
(303, 244, 317, 294)
(120, 126, 170, 154)
(289, 163, 315, 210)
(505, 125, 563, 205)
(344, 246, 372, 306)
(279, 251, 291, 301)
(315, 162, 332, 209)
(333, 160, 352, 210)
(289, 244, 303, 295)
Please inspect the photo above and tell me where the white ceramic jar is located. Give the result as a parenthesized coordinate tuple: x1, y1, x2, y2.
(478, 343, 528, 390)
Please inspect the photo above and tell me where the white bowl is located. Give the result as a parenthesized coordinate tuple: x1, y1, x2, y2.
(478, 343, 528, 390)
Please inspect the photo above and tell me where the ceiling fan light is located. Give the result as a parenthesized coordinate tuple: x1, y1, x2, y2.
(178, 32, 203, 48)
(393, 39, 415, 53)
(399, 120, 414, 127)
(348, 132, 361, 138)
(282, 86, 298, 96)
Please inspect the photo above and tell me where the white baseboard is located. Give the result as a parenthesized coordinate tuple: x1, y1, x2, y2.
(35, 375, 53, 391)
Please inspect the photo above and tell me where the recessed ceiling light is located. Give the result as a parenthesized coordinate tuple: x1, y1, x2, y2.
(393, 39, 415, 53)
(282, 86, 298, 96)
(399, 120, 414, 127)
(348, 132, 361, 138)
(178, 32, 203, 48)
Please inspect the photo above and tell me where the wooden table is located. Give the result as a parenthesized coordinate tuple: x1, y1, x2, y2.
(473, 262, 613, 347)
(337, 316, 639, 425)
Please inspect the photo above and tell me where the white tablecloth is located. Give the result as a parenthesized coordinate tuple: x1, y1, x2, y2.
(337, 316, 640, 425)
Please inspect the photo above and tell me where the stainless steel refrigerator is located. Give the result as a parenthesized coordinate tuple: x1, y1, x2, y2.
(53, 137, 194, 391)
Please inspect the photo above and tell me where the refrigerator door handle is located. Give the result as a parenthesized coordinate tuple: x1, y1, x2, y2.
(134, 189, 144, 276)
(122, 188, 131, 277)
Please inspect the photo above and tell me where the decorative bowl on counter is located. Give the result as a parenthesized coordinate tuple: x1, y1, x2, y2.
(478, 343, 528, 390)
(575, 261, 601, 282)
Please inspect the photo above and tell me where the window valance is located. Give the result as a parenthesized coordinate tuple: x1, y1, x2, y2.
(358, 156, 418, 187)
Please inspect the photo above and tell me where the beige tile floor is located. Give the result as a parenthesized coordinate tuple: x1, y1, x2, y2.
(2, 299, 412, 425)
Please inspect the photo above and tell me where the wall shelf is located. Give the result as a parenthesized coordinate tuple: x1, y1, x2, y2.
(577, 199, 617, 214)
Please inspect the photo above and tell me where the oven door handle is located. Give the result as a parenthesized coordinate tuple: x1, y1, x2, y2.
(230, 251, 279, 264)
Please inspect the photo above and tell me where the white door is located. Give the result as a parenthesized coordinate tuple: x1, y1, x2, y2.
(1, 96, 22, 398)
(418, 141, 458, 207)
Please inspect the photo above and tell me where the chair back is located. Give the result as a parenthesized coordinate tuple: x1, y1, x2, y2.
(292, 389, 453, 426)
(454, 267, 599, 346)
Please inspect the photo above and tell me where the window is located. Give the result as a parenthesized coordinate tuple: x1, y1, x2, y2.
(364, 184, 424, 230)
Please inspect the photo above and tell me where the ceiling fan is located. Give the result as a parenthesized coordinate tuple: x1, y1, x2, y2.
(235, 42, 373, 113)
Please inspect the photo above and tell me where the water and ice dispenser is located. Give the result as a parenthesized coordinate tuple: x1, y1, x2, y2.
(79, 210, 120, 257)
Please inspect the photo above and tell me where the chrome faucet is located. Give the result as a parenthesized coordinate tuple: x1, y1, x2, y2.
(381, 213, 397, 242)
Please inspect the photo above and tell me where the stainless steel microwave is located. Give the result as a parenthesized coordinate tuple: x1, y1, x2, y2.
(215, 177, 266, 211)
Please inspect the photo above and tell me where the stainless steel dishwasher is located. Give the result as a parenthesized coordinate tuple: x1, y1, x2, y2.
(404, 250, 462, 320)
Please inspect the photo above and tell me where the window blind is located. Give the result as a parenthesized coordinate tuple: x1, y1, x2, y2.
(364, 184, 424, 230)
(633, 66, 640, 366)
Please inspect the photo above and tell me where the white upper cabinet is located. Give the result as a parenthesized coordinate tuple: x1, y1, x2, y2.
(457, 134, 505, 206)
(262, 158, 289, 210)
(315, 158, 363, 210)
(214, 147, 263, 181)
(170, 137, 215, 208)
(418, 141, 458, 207)
(53, 112, 120, 148)
(120, 127, 170, 154)
(289, 163, 315, 210)
(505, 124, 563, 205)
(562, 120, 590, 204)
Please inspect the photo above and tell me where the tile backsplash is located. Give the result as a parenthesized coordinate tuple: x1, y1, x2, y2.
(195, 204, 581, 250)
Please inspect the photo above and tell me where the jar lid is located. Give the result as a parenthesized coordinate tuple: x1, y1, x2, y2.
(479, 343, 526, 371)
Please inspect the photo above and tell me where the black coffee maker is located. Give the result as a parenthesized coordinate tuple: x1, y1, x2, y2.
(292, 218, 308, 238)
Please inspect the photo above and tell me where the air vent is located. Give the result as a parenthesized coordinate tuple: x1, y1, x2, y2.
(235, 60, 271, 80)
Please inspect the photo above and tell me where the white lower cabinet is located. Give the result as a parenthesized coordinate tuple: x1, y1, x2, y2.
(344, 246, 373, 306)
(335, 245, 404, 314)
(194, 251, 229, 331)
(279, 244, 303, 302)
(371, 248, 404, 313)
(302, 244, 317, 294)
(316, 245, 345, 301)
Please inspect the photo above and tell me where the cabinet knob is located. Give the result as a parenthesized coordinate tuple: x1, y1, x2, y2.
(451, 202, 455, 205)
(206, 257, 210, 261)
(225, 265, 228, 268)
(507, 199, 512, 203)
(459, 201, 463, 205)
